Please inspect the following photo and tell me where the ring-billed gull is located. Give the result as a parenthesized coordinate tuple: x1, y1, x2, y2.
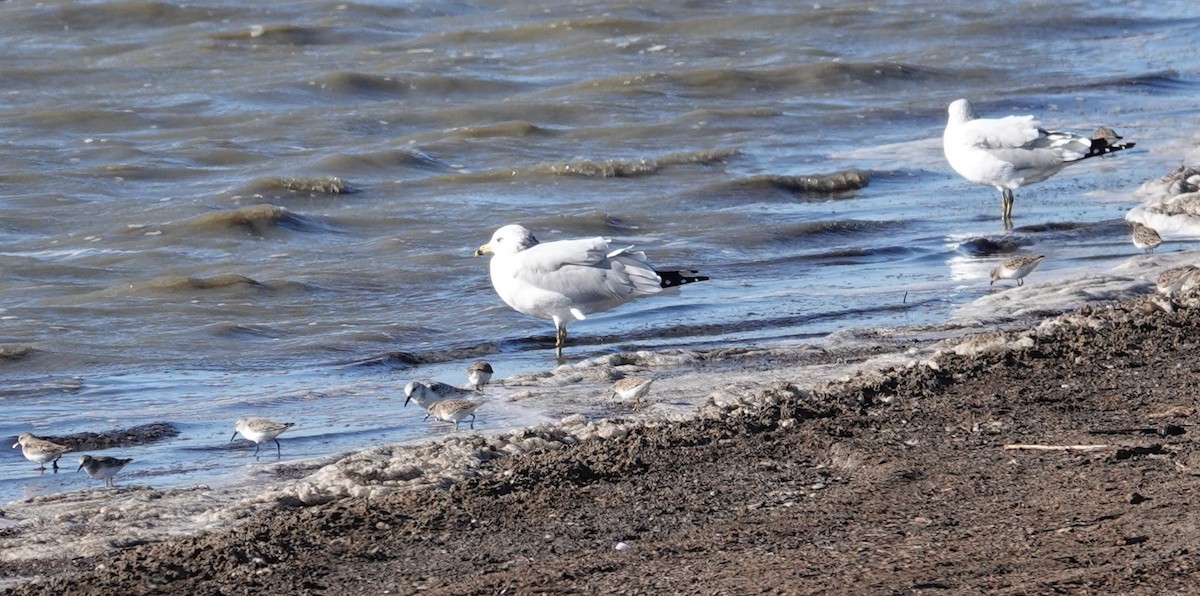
(943, 99, 1135, 222)
(77, 455, 132, 488)
(231, 417, 295, 457)
(13, 432, 70, 471)
(474, 224, 708, 357)
(990, 254, 1045, 287)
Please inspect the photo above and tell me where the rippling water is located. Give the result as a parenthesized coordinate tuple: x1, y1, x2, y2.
(3, 0, 1199, 500)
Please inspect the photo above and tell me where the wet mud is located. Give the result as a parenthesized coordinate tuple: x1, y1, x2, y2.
(7, 292, 1200, 593)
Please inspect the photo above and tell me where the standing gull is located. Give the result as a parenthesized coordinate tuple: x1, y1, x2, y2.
(231, 417, 295, 457)
(474, 224, 708, 357)
(990, 255, 1045, 287)
(943, 99, 1134, 222)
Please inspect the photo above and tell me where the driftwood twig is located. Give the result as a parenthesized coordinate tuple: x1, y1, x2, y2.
(1003, 444, 1109, 452)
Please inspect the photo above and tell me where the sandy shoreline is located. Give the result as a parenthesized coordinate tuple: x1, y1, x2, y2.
(5, 274, 1200, 593)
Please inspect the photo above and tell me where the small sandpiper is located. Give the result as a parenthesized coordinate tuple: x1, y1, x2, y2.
(13, 432, 71, 471)
(1132, 222, 1163, 253)
(612, 376, 654, 411)
(77, 455, 132, 488)
(990, 255, 1045, 287)
(404, 380, 478, 420)
(466, 361, 494, 392)
(231, 417, 295, 457)
(1157, 265, 1200, 296)
(427, 399, 484, 431)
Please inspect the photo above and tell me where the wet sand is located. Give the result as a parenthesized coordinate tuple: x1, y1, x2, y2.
(5, 289, 1200, 594)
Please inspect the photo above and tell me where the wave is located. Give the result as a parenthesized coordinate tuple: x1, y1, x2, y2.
(42, 422, 180, 451)
(307, 71, 529, 99)
(174, 204, 331, 235)
(446, 149, 736, 182)
(204, 323, 283, 340)
(346, 343, 500, 368)
(765, 219, 905, 244)
(31, 1, 234, 30)
(310, 148, 452, 173)
(0, 344, 36, 362)
(241, 176, 357, 196)
(439, 121, 553, 141)
(518, 212, 645, 236)
(551, 62, 950, 99)
(209, 24, 334, 46)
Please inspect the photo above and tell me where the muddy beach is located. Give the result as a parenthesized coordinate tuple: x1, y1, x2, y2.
(3, 287, 1200, 594)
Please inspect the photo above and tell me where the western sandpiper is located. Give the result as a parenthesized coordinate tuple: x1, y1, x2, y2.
(990, 255, 1045, 287)
(466, 361, 494, 391)
(12, 432, 71, 471)
(1132, 222, 1163, 253)
(944, 99, 1134, 223)
(404, 380, 478, 419)
(612, 376, 654, 411)
(77, 455, 132, 488)
(1157, 265, 1200, 296)
(427, 399, 483, 430)
(231, 417, 295, 457)
(474, 224, 708, 358)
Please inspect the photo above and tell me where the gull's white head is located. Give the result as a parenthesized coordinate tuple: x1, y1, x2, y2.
(947, 98, 977, 125)
(475, 224, 539, 257)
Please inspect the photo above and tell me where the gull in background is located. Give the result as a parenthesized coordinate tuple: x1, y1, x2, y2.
(474, 224, 708, 358)
(943, 99, 1134, 224)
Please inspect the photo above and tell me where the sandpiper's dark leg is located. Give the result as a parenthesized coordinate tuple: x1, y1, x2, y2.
(52, 456, 61, 471)
(253, 442, 261, 456)
(469, 414, 476, 429)
(275, 438, 282, 457)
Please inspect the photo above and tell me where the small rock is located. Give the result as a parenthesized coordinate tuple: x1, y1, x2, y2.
(614, 542, 629, 551)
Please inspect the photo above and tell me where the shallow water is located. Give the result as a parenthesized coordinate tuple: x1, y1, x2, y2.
(3, 0, 1199, 502)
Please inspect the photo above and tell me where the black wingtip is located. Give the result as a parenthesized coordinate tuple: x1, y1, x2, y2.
(1088, 127, 1135, 157)
(657, 269, 710, 288)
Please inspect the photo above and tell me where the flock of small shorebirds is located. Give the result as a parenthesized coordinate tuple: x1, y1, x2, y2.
(10, 99, 1189, 489)
(11, 359, 655, 488)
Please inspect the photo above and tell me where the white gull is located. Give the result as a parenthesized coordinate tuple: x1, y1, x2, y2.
(943, 98, 1134, 222)
(474, 224, 708, 358)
